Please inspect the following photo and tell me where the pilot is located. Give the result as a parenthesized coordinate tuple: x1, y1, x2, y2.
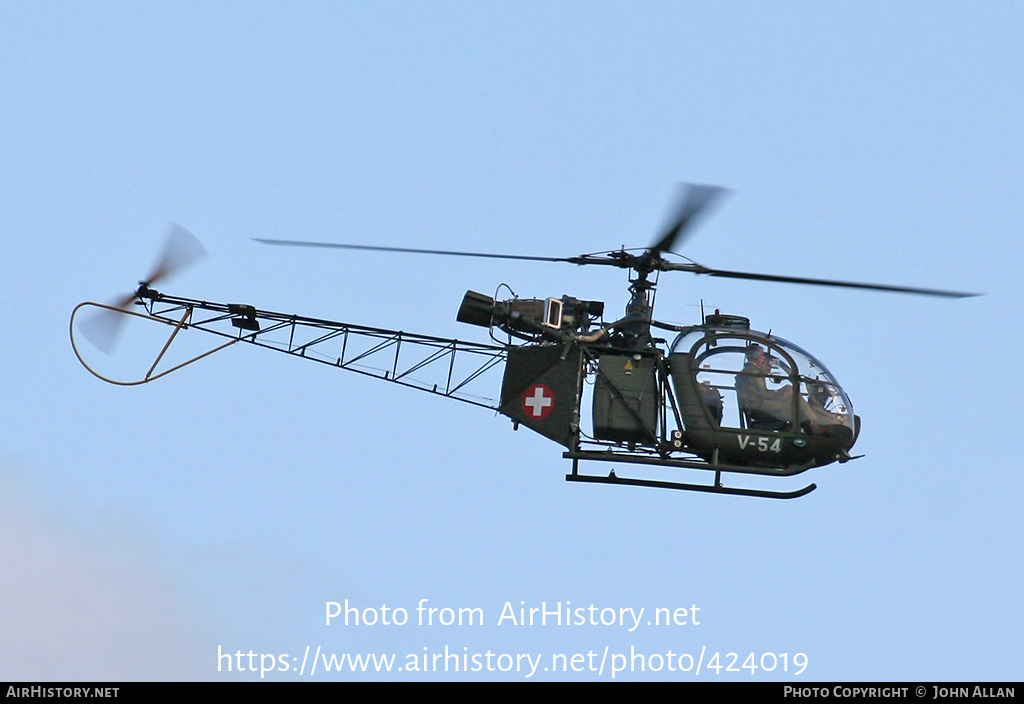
(735, 344, 841, 435)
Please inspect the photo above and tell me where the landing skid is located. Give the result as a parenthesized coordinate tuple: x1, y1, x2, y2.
(565, 471, 815, 499)
(564, 451, 817, 500)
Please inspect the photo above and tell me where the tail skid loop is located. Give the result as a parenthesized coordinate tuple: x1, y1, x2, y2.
(69, 300, 238, 386)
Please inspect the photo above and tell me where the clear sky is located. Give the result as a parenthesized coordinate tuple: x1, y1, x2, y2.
(1, 2, 1020, 681)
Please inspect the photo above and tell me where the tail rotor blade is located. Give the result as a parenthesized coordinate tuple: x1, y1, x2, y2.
(146, 223, 206, 286)
(78, 292, 136, 354)
(78, 224, 206, 354)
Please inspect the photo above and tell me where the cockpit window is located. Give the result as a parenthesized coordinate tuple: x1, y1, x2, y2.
(672, 329, 854, 434)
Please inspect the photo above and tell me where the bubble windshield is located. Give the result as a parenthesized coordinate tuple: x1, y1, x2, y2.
(670, 328, 854, 432)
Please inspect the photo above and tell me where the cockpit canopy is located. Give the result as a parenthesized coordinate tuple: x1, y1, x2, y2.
(670, 326, 855, 434)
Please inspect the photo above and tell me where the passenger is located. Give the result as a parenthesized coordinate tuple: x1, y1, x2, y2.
(699, 381, 724, 424)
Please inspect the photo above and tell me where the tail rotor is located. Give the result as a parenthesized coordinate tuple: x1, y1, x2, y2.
(78, 224, 206, 353)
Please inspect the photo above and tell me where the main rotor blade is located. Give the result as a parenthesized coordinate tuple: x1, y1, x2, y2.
(669, 263, 979, 298)
(650, 183, 728, 254)
(253, 238, 979, 297)
(253, 239, 575, 263)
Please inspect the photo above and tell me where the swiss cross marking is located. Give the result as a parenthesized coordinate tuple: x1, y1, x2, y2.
(522, 384, 555, 419)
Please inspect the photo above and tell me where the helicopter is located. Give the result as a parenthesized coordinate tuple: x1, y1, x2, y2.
(70, 185, 978, 499)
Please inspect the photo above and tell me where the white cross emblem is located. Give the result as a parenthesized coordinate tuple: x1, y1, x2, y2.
(522, 384, 555, 419)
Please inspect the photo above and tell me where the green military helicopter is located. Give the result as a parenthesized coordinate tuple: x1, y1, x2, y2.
(71, 185, 976, 499)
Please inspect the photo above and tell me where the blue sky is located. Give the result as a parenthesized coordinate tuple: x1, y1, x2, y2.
(1, 2, 1021, 681)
